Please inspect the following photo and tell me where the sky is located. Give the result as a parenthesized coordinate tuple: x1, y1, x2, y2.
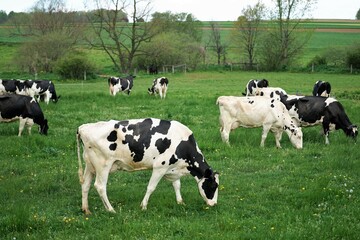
(1, 0, 359, 21)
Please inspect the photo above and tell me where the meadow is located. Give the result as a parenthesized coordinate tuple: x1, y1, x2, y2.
(1, 71, 360, 239)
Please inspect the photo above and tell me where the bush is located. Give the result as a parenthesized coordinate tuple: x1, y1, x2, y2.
(307, 55, 327, 68)
(346, 44, 360, 69)
(56, 53, 97, 79)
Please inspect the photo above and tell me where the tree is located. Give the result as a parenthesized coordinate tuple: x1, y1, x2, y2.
(0, 10, 7, 24)
(207, 22, 227, 65)
(259, 0, 316, 70)
(151, 11, 202, 42)
(9, 0, 84, 73)
(87, 0, 155, 74)
(232, 2, 265, 70)
(356, 8, 360, 20)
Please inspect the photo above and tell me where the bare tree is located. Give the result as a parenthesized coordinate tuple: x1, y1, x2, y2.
(207, 22, 227, 65)
(261, 0, 316, 70)
(232, 2, 265, 70)
(87, 0, 155, 74)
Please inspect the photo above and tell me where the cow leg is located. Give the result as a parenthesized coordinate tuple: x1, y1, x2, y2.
(322, 122, 330, 144)
(93, 164, 116, 213)
(141, 169, 166, 210)
(273, 130, 282, 148)
(81, 165, 94, 215)
(172, 179, 184, 205)
(260, 124, 271, 147)
(18, 118, 26, 136)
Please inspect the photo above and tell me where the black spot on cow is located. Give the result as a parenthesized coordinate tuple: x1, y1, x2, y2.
(114, 123, 120, 129)
(107, 130, 117, 142)
(271, 104, 274, 108)
(171, 134, 209, 179)
(260, 92, 264, 96)
(155, 138, 171, 154)
(169, 155, 178, 165)
(123, 119, 172, 162)
(109, 143, 117, 151)
(161, 161, 165, 165)
(271, 99, 275, 103)
(270, 92, 274, 98)
(248, 100, 254, 104)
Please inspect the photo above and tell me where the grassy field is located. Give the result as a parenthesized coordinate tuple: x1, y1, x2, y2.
(1, 71, 359, 239)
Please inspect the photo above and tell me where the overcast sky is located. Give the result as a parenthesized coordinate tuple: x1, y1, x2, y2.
(1, 0, 359, 21)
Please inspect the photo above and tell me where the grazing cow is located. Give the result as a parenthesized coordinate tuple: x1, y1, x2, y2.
(279, 93, 358, 144)
(25, 80, 60, 104)
(313, 80, 331, 97)
(77, 118, 219, 214)
(0, 94, 48, 136)
(148, 77, 169, 99)
(108, 75, 135, 96)
(242, 79, 269, 96)
(0, 79, 27, 95)
(216, 96, 303, 149)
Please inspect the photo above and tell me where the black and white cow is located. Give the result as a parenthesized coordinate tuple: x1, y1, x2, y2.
(313, 80, 331, 97)
(0, 94, 48, 136)
(216, 96, 303, 149)
(108, 75, 135, 96)
(77, 118, 219, 214)
(242, 79, 269, 96)
(0, 79, 27, 95)
(25, 80, 60, 104)
(279, 93, 357, 144)
(148, 77, 169, 99)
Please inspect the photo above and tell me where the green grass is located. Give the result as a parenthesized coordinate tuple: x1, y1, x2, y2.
(1, 72, 359, 239)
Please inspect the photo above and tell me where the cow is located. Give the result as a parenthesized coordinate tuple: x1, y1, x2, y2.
(0, 94, 48, 136)
(313, 80, 331, 97)
(216, 96, 303, 149)
(0, 79, 27, 95)
(254, 87, 287, 97)
(148, 77, 169, 99)
(77, 118, 219, 214)
(242, 79, 269, 96)
(279, 93, 358, 144)
(108, 75, 135, 96)
(25, 80, 60, 104)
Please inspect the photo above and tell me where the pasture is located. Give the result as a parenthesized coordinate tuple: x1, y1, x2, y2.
(1, 71, 359, 239)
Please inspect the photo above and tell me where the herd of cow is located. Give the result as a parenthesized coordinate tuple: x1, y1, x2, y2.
(1, 76, 358, 214)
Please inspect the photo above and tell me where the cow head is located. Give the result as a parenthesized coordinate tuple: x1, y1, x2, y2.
(197, 169, 219, 207)
(347, 125, 358, 140)
(39, 119, 49, 135)
(288, 127, 303, 149)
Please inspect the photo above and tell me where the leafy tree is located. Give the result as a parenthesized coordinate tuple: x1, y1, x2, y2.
(87, 0, 155, 74)
(0, 10, 7, 24)
(136, 32, 204, 71)
(232, 2, 265, 70)
(346, 43, 360, 69)
(9, 0, 84, 73)
(151, 11, 202, 42)
(356, 8, 360, 20)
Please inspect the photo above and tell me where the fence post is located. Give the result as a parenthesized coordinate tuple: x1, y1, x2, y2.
(84, 71, 87, 81)
(312, 63, 314, 73)
(350, 64, 353, 74)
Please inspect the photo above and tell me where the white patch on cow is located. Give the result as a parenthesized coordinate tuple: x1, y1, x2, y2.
(325, 97, 337, 107)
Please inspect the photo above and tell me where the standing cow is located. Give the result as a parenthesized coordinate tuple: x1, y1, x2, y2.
(216, 96, 303, 149)
(0, 94, 48, 136)
(108, 75, 135, 96)
(148, 77, 169, 99)
(25, 80, 60, 104)
(313, 80, 331, 97)
(242, 79, 269, 96)
(279, 93, 357, 144)
(77, 118, 219, 214)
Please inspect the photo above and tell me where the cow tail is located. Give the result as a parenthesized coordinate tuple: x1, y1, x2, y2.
(77, 130, 84, 184)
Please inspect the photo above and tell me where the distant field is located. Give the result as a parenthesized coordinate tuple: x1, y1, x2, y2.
(0, 19, 359, 73)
